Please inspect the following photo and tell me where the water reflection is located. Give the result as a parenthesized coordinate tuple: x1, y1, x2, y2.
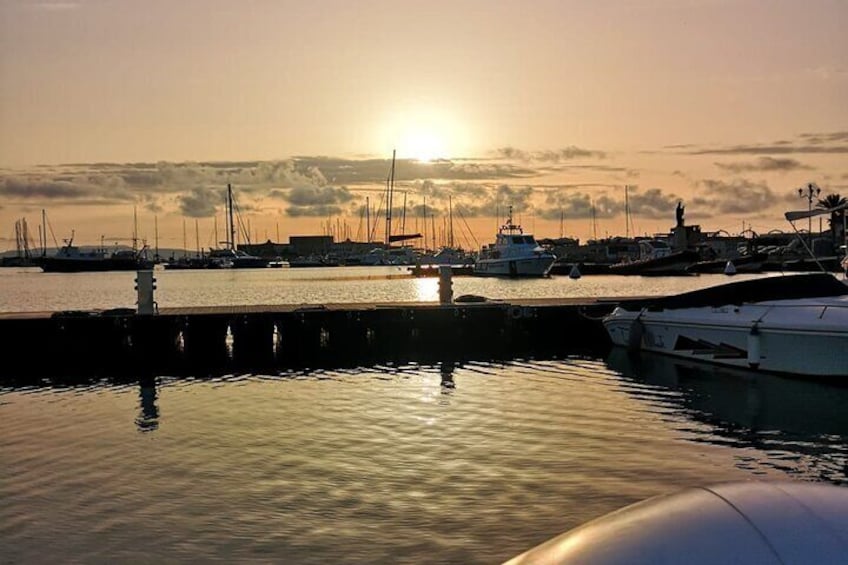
(606, 348, 848, 484)
(440, 360, 456, 390)
(135, 377, 159, 432)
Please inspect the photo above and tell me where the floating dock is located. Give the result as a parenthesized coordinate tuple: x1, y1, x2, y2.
(0, 298, 624, 376)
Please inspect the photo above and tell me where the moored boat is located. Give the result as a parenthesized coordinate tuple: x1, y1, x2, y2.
(473, 207, 555, 277)
(607, 239, 699, 276)
(603, 273, 848, 377)
(686, 251, 768, 274)
(40, 233, 153, 273)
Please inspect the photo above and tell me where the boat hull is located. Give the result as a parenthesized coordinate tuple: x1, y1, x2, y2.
(608, 250, 699, 276)
(473, 255, 555, 277)
(604, 297, 848, 376)
(41, 257, 153, 273)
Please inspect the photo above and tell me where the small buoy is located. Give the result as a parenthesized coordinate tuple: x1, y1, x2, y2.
(569, 264, 581, 279)
(724, 260, 737, 276)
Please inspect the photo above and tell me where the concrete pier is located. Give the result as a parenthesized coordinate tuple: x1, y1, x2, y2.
(0, 298, 626, 376)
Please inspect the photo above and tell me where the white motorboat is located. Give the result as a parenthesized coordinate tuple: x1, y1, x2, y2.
(473, 208, 555, 277)
(603, 273, 848, 377)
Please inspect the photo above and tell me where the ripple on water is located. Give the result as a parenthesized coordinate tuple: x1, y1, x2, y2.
(1, 356, 846, 563)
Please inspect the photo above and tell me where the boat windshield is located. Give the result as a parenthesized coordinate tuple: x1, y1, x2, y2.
(511, 235, 536, 245)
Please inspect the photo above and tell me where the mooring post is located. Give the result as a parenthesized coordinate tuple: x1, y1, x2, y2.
(439, 265, 453, 304)
(135, 270, 157, 315)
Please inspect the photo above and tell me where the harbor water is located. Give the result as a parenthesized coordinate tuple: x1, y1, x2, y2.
(2, 267, 847, 563)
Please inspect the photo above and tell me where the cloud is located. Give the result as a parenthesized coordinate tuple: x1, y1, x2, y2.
(538, 186, 679, 221)
(1, 177, 90, 199)
(714, 156, 813, 174)
(798, 131, 848, 144)
(285, 185, 353, 207)
(691, 179, 782, 215)
(677, 131, 848, 155)
(281, 185, 354, 217)
(494, 146, 606, 162)
(627, 187, 681, 219)
(178, 187, 223, 218)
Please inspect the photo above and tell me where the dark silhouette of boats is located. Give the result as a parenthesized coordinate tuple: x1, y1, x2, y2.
(40, 232, 153, 273)
(607, 240, 699, 276)
(686, 251, 768, 274)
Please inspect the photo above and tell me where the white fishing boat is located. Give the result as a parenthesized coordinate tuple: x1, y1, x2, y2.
(473, 207, 555, 277)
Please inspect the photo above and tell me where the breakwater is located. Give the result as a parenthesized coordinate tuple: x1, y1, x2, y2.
(0, 298, 621, 377)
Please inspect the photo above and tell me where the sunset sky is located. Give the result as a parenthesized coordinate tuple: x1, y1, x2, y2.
(1, 0, 846, 251)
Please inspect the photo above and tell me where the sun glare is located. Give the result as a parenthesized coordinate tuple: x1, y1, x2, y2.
(379, 106, 466, 162)
(400, 130, 445, 163)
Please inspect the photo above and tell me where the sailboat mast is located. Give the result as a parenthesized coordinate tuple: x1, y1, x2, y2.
(401, 191, 407, 236)
(385, 150, 396, 247)
(591, 199, 598, 240)
(133, 206, 138, 252)
(624, 185, 631, 238)
(154, 215, 159, 261)
(41, 209, 47, 256)
(195, 219, 200, 258)
(366, 196, 370, 243)
(227, 183, 235, 250)
(422, 197, 427, 251)
(182, 219, 187, 258)
(431, 211, 436, 251)
(448, 195, 454, 248)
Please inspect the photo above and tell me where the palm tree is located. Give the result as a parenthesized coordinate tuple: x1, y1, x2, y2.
(816, 193, 847, 245)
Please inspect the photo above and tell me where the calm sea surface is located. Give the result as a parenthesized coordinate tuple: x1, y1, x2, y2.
(2, 267, 847, 563)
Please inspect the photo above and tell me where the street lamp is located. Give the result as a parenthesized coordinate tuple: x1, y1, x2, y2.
(798, 183, 821, 250)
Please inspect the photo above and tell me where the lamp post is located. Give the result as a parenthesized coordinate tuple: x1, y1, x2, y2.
(798, 183, 821, 251)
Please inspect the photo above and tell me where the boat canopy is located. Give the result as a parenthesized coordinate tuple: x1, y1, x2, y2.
(785, 201, 848, 222)
(618, 272, 848, 311)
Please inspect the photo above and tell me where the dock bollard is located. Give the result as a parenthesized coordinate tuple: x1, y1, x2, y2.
(135, 270, 157, 315)
(439, 266, 453, 304)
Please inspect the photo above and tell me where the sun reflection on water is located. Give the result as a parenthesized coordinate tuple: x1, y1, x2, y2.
(413, 276, 439, 302)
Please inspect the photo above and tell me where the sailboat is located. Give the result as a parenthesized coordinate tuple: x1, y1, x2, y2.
(207, 184, 268, 268)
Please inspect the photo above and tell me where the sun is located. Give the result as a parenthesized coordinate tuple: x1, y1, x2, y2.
(378, 106, 466, 162)
(399, 130, 446, 163)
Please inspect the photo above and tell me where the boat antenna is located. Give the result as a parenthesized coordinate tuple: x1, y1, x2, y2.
(560, 208, 564, 239)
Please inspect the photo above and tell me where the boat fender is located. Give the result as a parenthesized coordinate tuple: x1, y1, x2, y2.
(724, 260, 736, 276)
(627, 318, 644, 352)
(747, 324, 761, 369)
(569, 264, 582, 279)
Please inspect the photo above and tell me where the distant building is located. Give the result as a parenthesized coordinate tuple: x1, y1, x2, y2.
(289, 235, 334, 256)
